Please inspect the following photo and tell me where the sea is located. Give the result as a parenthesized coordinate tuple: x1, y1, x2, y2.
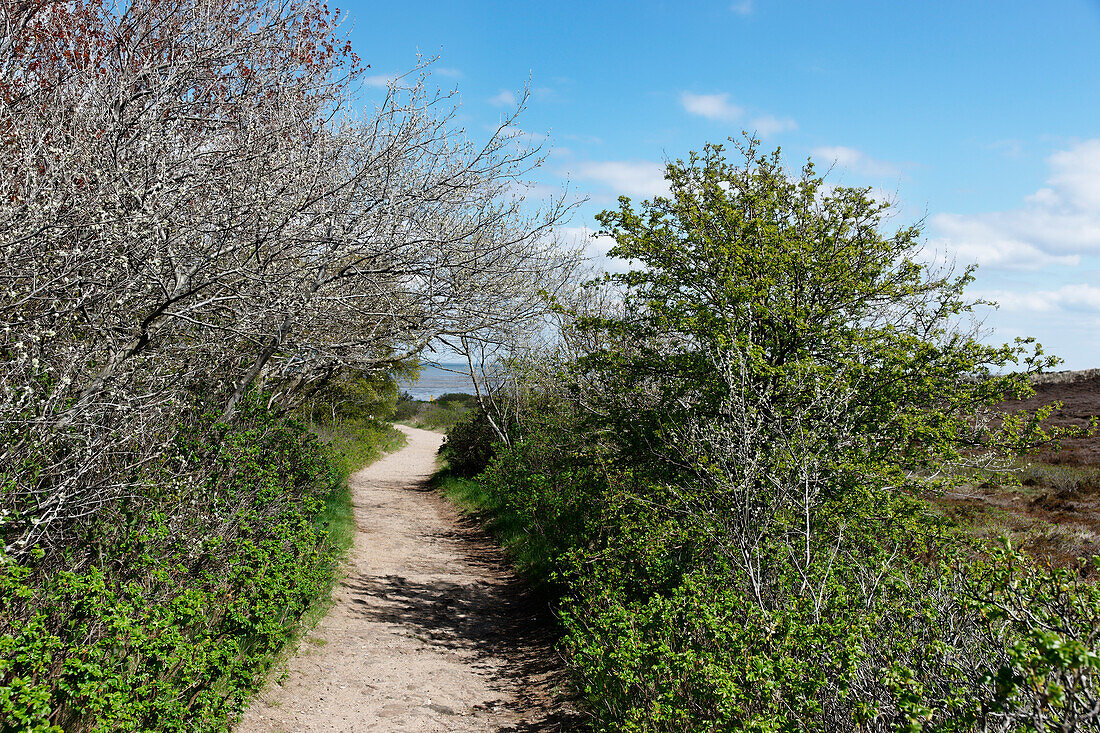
(398, 363, 477, 400)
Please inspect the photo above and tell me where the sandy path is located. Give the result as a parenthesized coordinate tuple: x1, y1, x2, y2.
(236, 425, 572, 733)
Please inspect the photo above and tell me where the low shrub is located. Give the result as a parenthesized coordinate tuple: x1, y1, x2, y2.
(394, 393, 477, 432)
(0, 399, 397, 731)
(441, 409, 499, 477)
(444, 403, 1100, 732)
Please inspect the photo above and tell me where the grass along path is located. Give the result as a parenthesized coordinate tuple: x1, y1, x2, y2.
(235, 425, 570, 732)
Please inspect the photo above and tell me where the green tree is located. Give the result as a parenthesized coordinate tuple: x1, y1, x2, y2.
(584, 138, 1056, 479)
(550, 138, 1099, 730)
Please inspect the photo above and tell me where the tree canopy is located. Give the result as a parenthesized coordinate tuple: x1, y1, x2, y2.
(581, 139, 1060, 479)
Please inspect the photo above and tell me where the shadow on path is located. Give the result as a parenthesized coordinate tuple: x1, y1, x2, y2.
(347, 482, 586, 731)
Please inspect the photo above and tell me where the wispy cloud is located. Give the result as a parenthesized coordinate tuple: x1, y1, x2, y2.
(562, 132, 604, 145)
(570, 160, 669, 198)
(750, 114, 797, 136)
(489, 89, 518, 107)
(926, 226, 1080, 270)
(533, 86, 561, 102)
(929, 139, 1100, 270)
(495, 125, 548, 144)
(681, 91, 795, 136)
(681, 92, 743, 122)
(972, 284, 1100, 313)
(811, 145, 899, 177)
(434, 66, 463, 78)
(984, 138, 1024, 158)
(558, 225, 614, 258)
(1045, 140, 1100, 209)
(364, 74, 394, 88)
(730, 0, 754, 15)
(558, 226, 631, 273)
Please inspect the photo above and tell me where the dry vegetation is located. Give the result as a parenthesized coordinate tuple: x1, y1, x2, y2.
(928, 370, 1100, 570)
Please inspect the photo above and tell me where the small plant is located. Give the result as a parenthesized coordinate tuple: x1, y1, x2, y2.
(395, 393, 478, 432)
(1019, 462, 1100, 495)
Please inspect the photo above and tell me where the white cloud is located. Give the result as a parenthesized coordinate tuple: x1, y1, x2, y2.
(730, 0, 754, 15)
(971, 284, 1100, 313)
(434, 67, 463, 78)
(984, 139, 1024, 158)
(930, 139, 1100, 270)
(1046, 140, 1100, 210)
(812, 145, 899, 177)
(497, 125, 547, 142)
(364, 74, 394, 88)
(558, 226, 614, 257)
(489, 89, 517, 107)
(533, 86, 560, 102)
(681, 92, 743, 122)
(924, 233, 1079, 271)
(750, 114, 798, 136)
(570, 160, 669, 198)
(558, 226, 631, 273)
(505, 180, 561, 201)
(681, 92, 795, 137)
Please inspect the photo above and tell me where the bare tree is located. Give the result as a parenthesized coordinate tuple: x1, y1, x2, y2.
(0, 0, 577, 560)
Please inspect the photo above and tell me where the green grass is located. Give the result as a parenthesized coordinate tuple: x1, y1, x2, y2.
(311, 416, 406, 553)
(315, 482, 357, 555)
(313, 417, 407, 476)
(432, 468, 558, 589)
(394, 393, 476, 432)
(1017, 461, 1100, 494)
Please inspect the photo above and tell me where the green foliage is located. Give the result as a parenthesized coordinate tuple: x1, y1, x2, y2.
(0, 398, 400, 731)
(433, 469, 560, 583)
(311, 417, 405, 486)
(394, 392, 477, 432)
(443, 140, 1100, 731)
(441, 408, 499, 476)
(440, 394, 606, 585)
(305, 366, 408, 426)
(584, 140, 1067, 474)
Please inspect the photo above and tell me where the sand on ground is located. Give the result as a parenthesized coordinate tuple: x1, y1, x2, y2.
(235, 425, 573, 733)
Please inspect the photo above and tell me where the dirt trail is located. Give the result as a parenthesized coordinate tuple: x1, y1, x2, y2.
(236, 425, 573, 732)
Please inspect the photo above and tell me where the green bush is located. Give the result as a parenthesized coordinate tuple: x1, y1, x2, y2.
(311, 417, 405, 481)
(395, 393, 477, 432)
(0, 399, 396, 731)
(439, 140, 1100, 730)
(451, 413, 1100, 731)
(441, 409, 499, 477)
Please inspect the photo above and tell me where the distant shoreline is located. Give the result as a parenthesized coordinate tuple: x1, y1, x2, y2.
(399, 363, 476, 400)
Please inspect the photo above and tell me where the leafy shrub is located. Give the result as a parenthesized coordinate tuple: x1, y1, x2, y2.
(395, 393, 477, 432)
(311, 417, 405, 480)
(454, 413, 1100, 731)
(391, 392, 421, 422)
(442, 408, 499, 476)
(0, 399, 382, 731)
(440, 140, 1100, 730)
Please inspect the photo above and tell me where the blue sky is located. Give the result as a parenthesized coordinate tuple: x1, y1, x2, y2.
(342, 0, 1100, 369)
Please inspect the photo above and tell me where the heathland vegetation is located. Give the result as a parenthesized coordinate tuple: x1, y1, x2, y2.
(393, 391, 477, 432)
